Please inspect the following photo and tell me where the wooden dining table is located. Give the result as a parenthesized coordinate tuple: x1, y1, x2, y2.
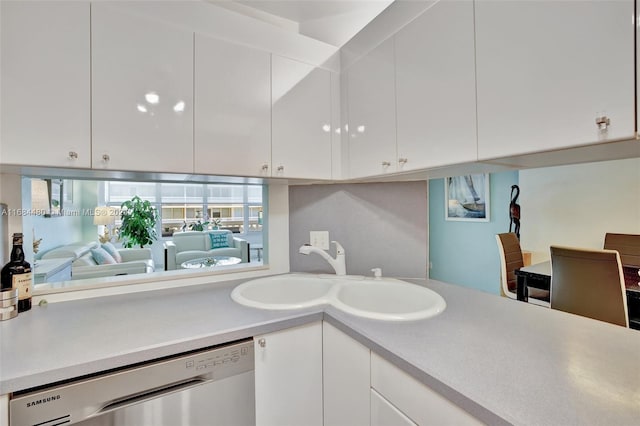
(515, 261, 640, 329)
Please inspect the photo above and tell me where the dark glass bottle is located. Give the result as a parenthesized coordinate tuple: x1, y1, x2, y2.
(1, 233, 32, 312)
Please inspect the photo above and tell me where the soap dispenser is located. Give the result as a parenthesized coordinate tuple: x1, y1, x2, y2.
(371, 268, 382, 280)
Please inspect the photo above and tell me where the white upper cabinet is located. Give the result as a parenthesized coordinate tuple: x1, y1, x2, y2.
(91, 3, 194, 173)
(475, 0, 635, 160)
(272, 55, 333, 179)
(395, 0, 477, 171)
(194, 35, 271, 177)
(1, 1, 90, 168)
(347, 38, 397, 178)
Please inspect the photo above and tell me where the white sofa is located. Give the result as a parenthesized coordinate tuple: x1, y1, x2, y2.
(40, 242, 155, 280)
(164, 230, 249, 270)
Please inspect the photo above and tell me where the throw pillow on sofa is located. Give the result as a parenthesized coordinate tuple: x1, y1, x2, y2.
(210, 233, 230, 249)
(101, 242, 122, 263)
(91, 247, 117, 265)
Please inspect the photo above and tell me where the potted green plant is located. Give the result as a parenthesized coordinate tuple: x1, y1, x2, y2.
(188, 217, 221, 231)
(189, 219, 208, 231)
(119, 196, 158, 248)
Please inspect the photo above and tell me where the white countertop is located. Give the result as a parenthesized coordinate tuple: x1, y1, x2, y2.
(1, 276, 639, 425)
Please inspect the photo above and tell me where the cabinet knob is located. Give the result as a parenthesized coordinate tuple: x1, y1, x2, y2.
(68, 151, 78, 160)
(261, 164, 269, 171)
(398, 158, 408, 165)
(258, 338, 266, 348)
(277, 165, 284, 172)
(381, 161, 391, 167)
(595, 116, 610, 130)
(102, 154, 110, 162)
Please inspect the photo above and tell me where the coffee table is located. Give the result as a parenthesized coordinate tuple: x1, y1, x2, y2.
(180, 256, 242, 269)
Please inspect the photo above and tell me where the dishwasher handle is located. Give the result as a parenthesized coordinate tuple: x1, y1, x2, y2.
(94, 377, 211, 418)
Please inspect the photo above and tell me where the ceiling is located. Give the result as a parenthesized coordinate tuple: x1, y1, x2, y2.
(212, 0, 394, 47)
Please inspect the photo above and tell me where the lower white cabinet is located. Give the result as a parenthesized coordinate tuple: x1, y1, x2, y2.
(371, 352, 482, 425)
(323, 323, 482, 426)
(323, 322, 370, 426)
(254, 322, 323, 426)
(371, 389, 417, 426)
(0, 394, 7, 426)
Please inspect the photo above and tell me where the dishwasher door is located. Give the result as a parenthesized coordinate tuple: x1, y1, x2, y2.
(10, 339, 255, 426)
(76, 371, 254, 426)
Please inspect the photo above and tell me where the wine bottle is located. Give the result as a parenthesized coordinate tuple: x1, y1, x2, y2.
(1, 233, 33, 312)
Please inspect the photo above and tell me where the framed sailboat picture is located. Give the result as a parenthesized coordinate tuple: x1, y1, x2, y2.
(445, 174, 490, 222)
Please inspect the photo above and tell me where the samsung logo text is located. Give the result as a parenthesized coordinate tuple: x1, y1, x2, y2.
(27, 395, 61, 408)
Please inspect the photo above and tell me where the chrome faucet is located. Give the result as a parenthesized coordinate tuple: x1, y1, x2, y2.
(299, 241, 346, 276)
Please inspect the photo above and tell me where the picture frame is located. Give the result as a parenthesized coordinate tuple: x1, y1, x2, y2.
(445, 174, 490, 222)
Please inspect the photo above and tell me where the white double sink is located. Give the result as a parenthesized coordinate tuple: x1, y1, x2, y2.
(231, 274, 446, 321)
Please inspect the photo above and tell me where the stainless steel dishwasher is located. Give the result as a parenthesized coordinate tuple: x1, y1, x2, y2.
(9, 339, 255, 426)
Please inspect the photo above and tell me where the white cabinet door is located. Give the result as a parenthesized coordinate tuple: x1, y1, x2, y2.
(395, 0, 477, 171)
(475, 0, 635, 160)
(347, 38, 397, 178)
(1, 1, 90, 168)
(0, 394, 7, 426)
(323, 322, 370, 426)
(371, 389, 417, 426)
(272, 55, 333, 179)
(92, 3, 193, 173)
(371, 352, 482, 425)
(254, 322, 323, 426)
(194, 35, 271, 177)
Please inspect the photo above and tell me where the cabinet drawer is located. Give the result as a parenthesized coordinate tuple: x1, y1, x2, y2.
(371, 353, 482, 425)
(371, 388, 416, 426)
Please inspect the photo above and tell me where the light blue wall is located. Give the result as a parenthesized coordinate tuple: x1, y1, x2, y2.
(428, 171, 518, 294)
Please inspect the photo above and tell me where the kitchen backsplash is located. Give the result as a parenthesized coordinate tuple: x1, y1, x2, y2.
(289, 181, 428, 278)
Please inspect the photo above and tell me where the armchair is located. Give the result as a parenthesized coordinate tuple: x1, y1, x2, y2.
(603, 232, 640, 286)
(164, 230, 249, 270)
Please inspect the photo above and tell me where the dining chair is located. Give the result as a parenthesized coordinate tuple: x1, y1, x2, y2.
(495, 233, 549, 306)
(603, 233, 640, 286)
(550, 246, 629, 327)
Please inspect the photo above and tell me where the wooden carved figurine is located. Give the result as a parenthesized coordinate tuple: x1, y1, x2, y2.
(509, 185, 521, 240)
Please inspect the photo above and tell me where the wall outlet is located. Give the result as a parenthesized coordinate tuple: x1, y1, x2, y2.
(429, 261, 433, 269)
(310, 231, 330, 250)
